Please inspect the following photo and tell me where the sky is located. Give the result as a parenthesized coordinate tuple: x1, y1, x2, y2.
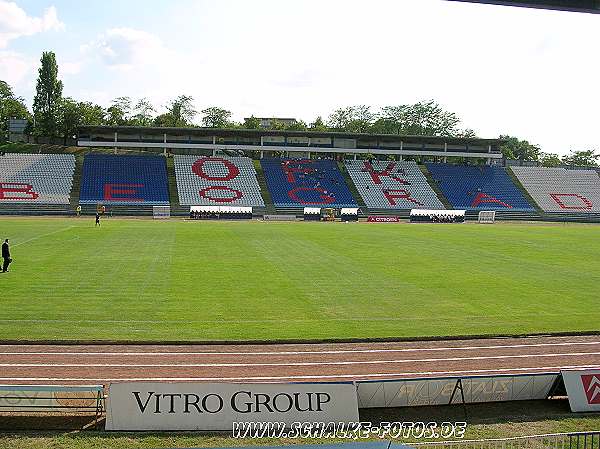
(0, 0, 598, 155)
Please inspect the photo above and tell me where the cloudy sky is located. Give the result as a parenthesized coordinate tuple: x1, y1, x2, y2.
(0, 0, 598, 154)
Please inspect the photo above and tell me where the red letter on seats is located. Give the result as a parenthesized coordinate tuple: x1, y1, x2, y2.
(199, 186, 243, 203)
(104, 184, 144, 201)
(471, 192, 512, 208)
(288, 187, 335, 205)
(362, 162, 410, 185)
(549, 193, 593, 210)
(0, 182, 39, 200)
(383, 189, 423, 206)
(192, 157, 240, 181)
(282, 159, 316, 183)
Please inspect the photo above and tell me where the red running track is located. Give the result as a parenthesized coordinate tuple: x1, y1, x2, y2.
(0, 335, 598, 385)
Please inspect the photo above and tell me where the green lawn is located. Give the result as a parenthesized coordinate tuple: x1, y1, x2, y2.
(0, 218, 599, 341)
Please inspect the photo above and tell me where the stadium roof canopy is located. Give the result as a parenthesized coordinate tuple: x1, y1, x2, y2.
(446, 0, 600, 13)
(78, 125, 503, 146)
(78, 125, 504, 161)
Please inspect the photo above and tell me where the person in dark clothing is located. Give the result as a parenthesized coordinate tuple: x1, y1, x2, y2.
(95, 213, 100, 227)
(2, 239, 11, 273)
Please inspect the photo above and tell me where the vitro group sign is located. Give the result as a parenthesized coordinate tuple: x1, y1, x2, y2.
(105, 382, 359, 431)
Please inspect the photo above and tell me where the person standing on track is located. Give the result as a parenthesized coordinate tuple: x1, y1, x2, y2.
(2, 239, 11, 273)
(95, 212, 101, 227)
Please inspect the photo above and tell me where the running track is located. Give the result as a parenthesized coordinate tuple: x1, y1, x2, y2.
(0, 335, 599, 385)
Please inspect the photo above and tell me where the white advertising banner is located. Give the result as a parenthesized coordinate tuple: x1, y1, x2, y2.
(562, 369, 600, 412)
(357, 374, 558, 408)
(106, 382, 359, 431)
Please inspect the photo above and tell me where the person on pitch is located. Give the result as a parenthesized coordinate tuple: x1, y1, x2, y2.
(2, 239, 11, 273)
(95, 212, 101, 227)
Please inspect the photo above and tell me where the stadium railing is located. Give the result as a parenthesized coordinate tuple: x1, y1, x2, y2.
(0, 384, 105, 428)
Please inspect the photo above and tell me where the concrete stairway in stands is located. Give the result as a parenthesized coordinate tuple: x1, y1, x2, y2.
(338, 161, 366, 209)
(68, 154, 84, 213)
(253, 160, 276, 215)
(166, 157, 188, 216)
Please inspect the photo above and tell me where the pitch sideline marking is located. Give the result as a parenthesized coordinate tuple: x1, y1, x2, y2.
(11, 225, 75, 248)
(1, 340, 599, 356)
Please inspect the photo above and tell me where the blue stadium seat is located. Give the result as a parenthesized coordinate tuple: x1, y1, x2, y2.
(426, 163, 534, 211)
(261, 158, 357, 207)
(80, 154, 169, 205)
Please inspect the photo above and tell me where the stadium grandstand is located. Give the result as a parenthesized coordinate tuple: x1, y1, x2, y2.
(174, 155, 265, 207)
(346, 160, 444, 210)
(0, 153, 75, 204)
(426, 164, 535, 211)
(1, 128, 599, 221)
(511, 166, 600, 212)
(79, 154, 169, 205)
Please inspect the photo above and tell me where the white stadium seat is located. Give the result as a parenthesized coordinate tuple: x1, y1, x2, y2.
(174, 155, 265, 207)
(0, 153, 75, 204)
(511, 166, 600, 212)
(345, 160, 444, 209)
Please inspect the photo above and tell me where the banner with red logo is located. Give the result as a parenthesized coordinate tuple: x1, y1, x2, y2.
(562, 369, 600, 412)
(367, 216, 400, 223)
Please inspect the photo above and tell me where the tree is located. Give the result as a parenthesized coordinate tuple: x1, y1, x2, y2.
(309, 116, 329, 132)
(32, 51, 63, 137)
(77, 101, 105, 126)
(106, 97, 132, 126)
(58, 97, 80, 143)
(154, 95, 197, 127)
(58, 98, 105, 143)
(243, 116, 261, 129)
(372, 101, 462, 136)
(499, 135, 540, 162)
(327, 105, 374, 133)
(285, 120, 308, 131)
(130, 98, 155, 127)
(562, 149, 599, 167)
(201, 106, 231, 128)
(0, 80, 31, 142)
(539, 152, 562, 167)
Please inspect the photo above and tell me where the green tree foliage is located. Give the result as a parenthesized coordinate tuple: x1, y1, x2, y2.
(32, 51, 63, 136)
(77, 101, 105, 126)
(539, 152, 562, 167)
(58, 98, 106, 142)
(154, 95, 197, 127)
(201, 106, 231, 128)
(106, 97, 132, 126)
(562, 149, 599, 167)
(285, 120, 308, 131)
(371, 101, 462, 136)
(130, 98, 155, 127)
(327, 105, 374, 133)
(309, 116, 328, 132)
(499, 135, 541, 161)
(242, 116, 261, 129)
(0, 80, 31, 141)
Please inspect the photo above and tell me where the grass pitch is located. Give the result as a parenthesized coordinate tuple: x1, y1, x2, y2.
(0, 217, 598, 341)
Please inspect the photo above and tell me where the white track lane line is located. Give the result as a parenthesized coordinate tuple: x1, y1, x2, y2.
(1, 351, 599, 367)
(1, 340, 599, 356)
(1, 364, 599, 382)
